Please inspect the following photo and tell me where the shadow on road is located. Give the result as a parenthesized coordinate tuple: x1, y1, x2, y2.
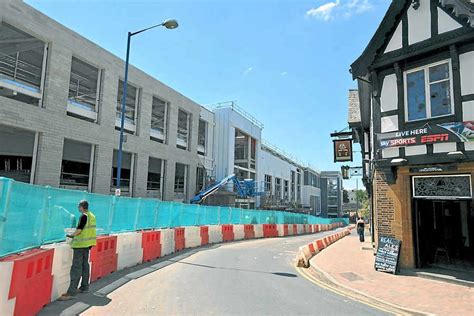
(169, 259, 298, 277)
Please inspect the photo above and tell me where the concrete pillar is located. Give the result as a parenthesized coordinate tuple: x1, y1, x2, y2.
(34, 133, 63, 187)
(92, 144, 113, 195)
(134, 152, 149, 197)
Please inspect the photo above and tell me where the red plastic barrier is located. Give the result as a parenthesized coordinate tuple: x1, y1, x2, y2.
(316, 239, 325, 250)
(244, 224, 255, 239)
(283, 224, 289, 236)
(200, 226, 209, 246)
(174, 227, 185, 252)
(142, 231, 161, 262)
(263, 224, 278, 238)
(303, 224, 307, 234)
(222, 224, 234, 242)
(308, 224, 313, 233)
(292, 224, 297, 235)
(90, 235, 118, 282)
(308, 243, 316, 255)
(313, 224, 319, 233)
(0, 248, 54, 316)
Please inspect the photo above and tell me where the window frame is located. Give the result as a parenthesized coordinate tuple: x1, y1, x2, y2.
(150, 96, 169, 143)
(0, 22, 48, 107)
(116, 79, 140, 133)
(67, 56, 102, 121)
(404, 59, 455, 123)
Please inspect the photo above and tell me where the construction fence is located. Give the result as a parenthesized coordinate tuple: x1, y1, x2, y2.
(0, 177, 347, 257)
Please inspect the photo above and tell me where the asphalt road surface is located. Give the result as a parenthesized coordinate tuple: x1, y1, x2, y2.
(51, 230, 385, 316)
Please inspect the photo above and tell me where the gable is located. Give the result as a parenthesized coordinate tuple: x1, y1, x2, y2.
(352, 0, 473, 78)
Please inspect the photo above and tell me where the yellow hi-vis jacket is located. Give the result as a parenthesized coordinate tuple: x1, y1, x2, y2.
(71, 211, 97, 248)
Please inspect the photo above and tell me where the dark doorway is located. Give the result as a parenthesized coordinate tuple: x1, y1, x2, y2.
(414, 199, 474, 270)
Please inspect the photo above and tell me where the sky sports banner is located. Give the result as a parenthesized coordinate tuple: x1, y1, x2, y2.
(378, 121, 474, 149)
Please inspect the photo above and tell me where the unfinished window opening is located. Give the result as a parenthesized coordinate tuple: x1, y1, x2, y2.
(116, 80, 138, 134)
(174, 163, 188, 199)
(177, 110, 190, 150)
(250, 138, 256, 170)
(197, 119, 207, 156)
(67, 57, 100, 122)
(291, 171, 296, 201)
(275, 177, 282, 199)
(284, 180, 289, 199)
(234, 129, 249, 168)
(0, 22, 47, 106)
(150, 96, 168, 143)
(147, 157, 164, 199)
(264, 174, 272, 193)
(0, 125, 35, 183)
(111, 150, 133, 196)
(196, 166, 206, 193)
(297, 172, 301, 202)
(60, 139, 93, 190)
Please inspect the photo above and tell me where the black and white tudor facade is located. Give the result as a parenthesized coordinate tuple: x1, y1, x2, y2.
(351, 0, 474, 269)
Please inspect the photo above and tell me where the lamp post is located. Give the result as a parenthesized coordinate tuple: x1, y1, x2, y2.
(116, 19, 178, 195)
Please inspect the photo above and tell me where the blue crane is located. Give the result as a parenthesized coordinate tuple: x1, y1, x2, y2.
(190, 174, 258, 204)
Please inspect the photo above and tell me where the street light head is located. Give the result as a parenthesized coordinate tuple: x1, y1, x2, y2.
(163, 19, 179, 29)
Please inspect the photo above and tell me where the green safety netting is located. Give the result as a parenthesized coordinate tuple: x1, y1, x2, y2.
(0, 177, 347, 257)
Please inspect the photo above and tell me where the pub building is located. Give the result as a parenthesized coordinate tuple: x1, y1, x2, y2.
(349, 0, 474, 272)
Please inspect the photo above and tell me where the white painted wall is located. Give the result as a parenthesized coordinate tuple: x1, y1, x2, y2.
(407, 0, 431, 45)
(381, 115, 399, 133)
(433, 142, 457, 153)
(381, 147, 399, 158)
(384, 22, 402, 53)
(258, 148, 297, 195)
(459, 51, 474, 96)
(438, 7, 462, 34)
(463, 101, 474, 121)
(213, 107, 262, 181)
(199, 107, 215, 172)
(405, 145, 427, 156)
(380, 74, 398, 112)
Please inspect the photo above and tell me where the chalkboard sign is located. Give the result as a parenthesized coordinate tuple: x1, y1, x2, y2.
(374, 236, 401, 275)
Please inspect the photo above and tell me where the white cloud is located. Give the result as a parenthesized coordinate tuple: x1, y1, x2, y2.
(243, 67, 253, 76)
(281, 71, 288, 76)
(306, 0, 340, 21)
(306, 0, 373, 21)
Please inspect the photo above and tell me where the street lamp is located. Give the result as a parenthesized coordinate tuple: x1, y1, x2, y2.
(116, 19, 179, 195)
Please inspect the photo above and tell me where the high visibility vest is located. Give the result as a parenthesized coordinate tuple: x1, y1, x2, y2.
(71, 211, 97, 248)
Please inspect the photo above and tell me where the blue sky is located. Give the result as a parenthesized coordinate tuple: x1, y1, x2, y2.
(26, 0, 391, 189)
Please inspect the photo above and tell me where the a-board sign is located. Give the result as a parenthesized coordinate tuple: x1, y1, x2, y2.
(374, 236, 401, 274)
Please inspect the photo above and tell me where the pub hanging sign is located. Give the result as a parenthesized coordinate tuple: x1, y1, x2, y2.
(378, 121, 474, 149)
(333, 139, 353, 162)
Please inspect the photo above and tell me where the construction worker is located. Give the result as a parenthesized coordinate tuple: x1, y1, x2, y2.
(59, 200, 97, 301)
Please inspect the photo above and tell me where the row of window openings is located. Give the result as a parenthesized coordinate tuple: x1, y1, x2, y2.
(264, 174, 300, 200)
(0, 154, 195, 199)
(0, 22, 207, 154)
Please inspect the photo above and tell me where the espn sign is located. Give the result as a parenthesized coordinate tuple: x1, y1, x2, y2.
(333, 139, 353, 162)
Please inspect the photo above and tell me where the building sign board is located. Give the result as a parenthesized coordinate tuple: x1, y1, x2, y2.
(333, 139, 353, 162)
(377, 121, 474, 149)
(412, 175, 472, 199)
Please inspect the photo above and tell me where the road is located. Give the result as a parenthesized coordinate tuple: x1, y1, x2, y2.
(56, 230, 387, 316)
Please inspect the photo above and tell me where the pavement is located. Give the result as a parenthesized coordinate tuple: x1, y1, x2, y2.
(310, 230, 474, 316)
(39, 229, 388, 316)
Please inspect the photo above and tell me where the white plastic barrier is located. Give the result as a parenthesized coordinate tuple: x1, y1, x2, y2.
(254, 224, 263, 238)
(233, 225, 245, 240)
(296, 224, 305, 235)
(184, 226, 201, 248)
(208, 225, 223, 244)
(288, 224, 294, 235)
(41, 242, 73, 301)
(160, 229, 175, 256)
(115, 232, 143, 270)
(277, 224, 286, 237)
(0, 261, 15, 316)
